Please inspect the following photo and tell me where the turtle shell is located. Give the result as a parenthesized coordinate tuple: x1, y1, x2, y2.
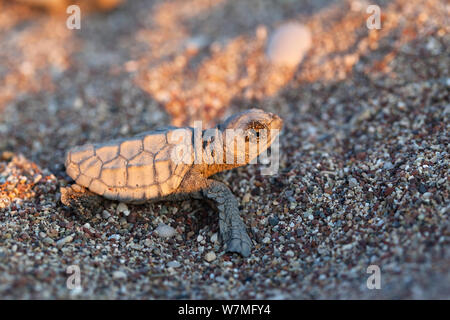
(65, 127, 194, 202)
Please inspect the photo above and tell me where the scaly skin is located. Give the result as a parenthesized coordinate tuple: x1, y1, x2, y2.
(202, 180, 252, 257)
(62, 108, 283, 257)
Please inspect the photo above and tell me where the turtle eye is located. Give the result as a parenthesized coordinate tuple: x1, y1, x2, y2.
(247, 120, 267, 131)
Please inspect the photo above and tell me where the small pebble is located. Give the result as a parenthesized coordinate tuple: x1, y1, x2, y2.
(185, 35, 208, 53)
(383, 161, 394, 170)
(167, 261, 181, 268)
(56, 235, 73, 248)
(155, 223, 176, 238)
(418, 184, 428, 194)
(262, 237, 271, 244)
(112, 271, 127, 280)
(102, 210, 111, 219)
(204, 251, 217, 262)
(268, 216, 279, 226)
(349, 177, 359, 188)
(33, 174, 42, 184)
(116, 202, 130, 216)
(108, 234, 121, 241)
(144, 238, 152, 247)
(274, 248, 281, 257)
(286, 250, 295, 257)
(43, 237, 55, 245)
(422, 192, 432, 199)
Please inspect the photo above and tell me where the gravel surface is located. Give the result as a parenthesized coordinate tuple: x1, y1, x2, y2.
(0, 0, 449, 299)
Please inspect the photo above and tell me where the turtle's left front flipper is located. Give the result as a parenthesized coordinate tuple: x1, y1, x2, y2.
(202, 180, 252, 257)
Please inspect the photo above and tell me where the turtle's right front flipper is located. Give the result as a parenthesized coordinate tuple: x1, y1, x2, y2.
(202, 180, 252, 257)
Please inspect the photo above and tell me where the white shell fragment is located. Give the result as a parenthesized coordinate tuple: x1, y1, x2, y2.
(155, 223, 177, 238)
(267, 22, 311, 67)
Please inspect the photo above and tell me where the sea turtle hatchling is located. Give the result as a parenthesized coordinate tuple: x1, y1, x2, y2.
(61, 108, 283, 257)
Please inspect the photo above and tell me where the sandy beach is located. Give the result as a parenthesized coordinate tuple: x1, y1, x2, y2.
(0, 0, 448, 299)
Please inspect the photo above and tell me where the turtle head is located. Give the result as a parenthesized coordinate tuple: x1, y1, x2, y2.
(219, 108, 283, 165)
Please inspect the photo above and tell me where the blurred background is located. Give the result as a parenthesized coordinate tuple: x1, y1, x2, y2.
(0, 0, 446, 169)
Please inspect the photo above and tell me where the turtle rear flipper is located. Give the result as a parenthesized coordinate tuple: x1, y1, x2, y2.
(60, 184, 104, 220)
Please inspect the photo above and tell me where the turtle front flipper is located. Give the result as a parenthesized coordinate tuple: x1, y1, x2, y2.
(202, 180, 252, 257)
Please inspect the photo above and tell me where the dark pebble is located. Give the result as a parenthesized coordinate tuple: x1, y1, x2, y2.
(318, 133, 332, 142)
(243, 276, 253, 283)
(269, 216, 279, 226)
(418, 183, 428, 194)
(285, 190, 294, 197)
